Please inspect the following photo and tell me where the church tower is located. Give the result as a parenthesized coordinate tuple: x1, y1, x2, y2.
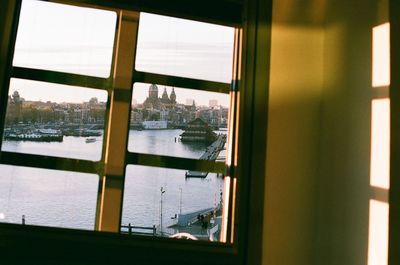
(161, 87, 170, 104)
(170, 87, 176, 104)
(148, 84, 158, 99)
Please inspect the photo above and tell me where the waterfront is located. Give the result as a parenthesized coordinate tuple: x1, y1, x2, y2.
(0, 129, 224, 234)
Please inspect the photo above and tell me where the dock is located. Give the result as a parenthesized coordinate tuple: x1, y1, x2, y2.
(185, 134, 227, 178)
(167, 206, 222, 241)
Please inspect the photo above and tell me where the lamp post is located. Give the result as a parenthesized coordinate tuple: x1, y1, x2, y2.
(160, 186, 166, 235)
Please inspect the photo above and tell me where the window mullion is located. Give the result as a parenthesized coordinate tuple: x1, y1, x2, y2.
(96, 10, 139, 232)
(11, 67, 112, 90)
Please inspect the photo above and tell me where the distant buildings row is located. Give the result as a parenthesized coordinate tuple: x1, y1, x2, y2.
(131, 84, 228, 128)
(5, 84, 229, 129)
(6, 91, 105, 125)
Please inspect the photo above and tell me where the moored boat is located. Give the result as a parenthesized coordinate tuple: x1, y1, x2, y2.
(85, 137, 96, 143)
(4, 132, 63, 142)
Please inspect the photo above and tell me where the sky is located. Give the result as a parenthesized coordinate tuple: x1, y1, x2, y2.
(10, 0, 234, 107)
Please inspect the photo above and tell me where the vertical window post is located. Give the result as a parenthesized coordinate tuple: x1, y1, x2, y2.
(97, 10, 139, 232)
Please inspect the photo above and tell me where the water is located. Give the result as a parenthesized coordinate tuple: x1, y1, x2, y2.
(0, 129, 224, 233)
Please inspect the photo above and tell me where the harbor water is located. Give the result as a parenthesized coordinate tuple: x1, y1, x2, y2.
(0, 129, 224, 234)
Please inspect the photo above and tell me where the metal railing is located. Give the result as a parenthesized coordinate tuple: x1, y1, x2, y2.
(120, 223, 157, 236)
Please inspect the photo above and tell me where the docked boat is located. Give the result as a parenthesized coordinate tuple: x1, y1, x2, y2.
(185, 171, 208, 178)
(4, 131, 63, 142)
(142, 120, 167, 130)
(85, 137, 96, 143)
(63, 129, 102, 137)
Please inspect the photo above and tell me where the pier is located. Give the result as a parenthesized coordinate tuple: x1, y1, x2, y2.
(185, 134, 227, 178)
(168, 206, 222, 241)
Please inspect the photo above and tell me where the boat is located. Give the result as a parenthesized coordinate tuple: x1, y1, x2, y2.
(63, 129, 102, 137)
(4, 131, 63, 142)
(185, 171, 208, 178)
(85, 137, 96, 143)
(142, 120, 168, 130)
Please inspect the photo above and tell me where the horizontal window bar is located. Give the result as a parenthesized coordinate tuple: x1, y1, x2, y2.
(372, 86, 389, 99)
(126, 152, 225, 173)
(0, 222, 236, 261)
(133, 71, 231, 94)
(12, 67, 111, 90)
(57, 0, 242, 27)
(369, 187, 389, 202)
(0, 151, 101, 174)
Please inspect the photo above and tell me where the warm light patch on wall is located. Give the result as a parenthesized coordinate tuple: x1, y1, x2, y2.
(372, 23, 390, 87)
(370, 99, 390, 189)
(368, 200, 389, 265)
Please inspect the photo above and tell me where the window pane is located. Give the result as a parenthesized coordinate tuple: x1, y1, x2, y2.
(128, 83, 229, 161)
(2, 78, 107, 161)
(135, 13, 234, 83)
(0, 164, 98, 230)
(122, 165, 225, 241)
(13, 0, 116, 78)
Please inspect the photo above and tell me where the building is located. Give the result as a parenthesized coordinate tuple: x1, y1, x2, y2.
(143, 84, 176, 110)
(180, 117, 217, 143)
(0, 1, 397, 265)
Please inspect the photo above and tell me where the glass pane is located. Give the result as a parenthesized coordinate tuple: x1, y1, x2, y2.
(2, 78, 107, 161)
(122, 165, 225, 241)
(13, 0, 116, 78)
(135, 13, 234, 83)
(0, 164, 98, 230)
(128, 83, 229, 161)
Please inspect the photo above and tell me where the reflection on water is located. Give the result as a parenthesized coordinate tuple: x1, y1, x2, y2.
(0, 165, 98, 229)
(0, 129, 225, 232)
(2, 135, 104, 161)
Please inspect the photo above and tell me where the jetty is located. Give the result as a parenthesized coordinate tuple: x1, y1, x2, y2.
(168, 206, 222, 241)
(185, 134, 227, 178)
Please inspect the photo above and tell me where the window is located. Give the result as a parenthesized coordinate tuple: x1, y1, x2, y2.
(0, 0, 270, 264)
(0, 0, 237, 243)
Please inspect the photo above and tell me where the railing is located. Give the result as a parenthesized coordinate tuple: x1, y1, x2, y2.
(120, 223, 157, 236)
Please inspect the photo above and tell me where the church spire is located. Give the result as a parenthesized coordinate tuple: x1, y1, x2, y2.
(170, 87, 176, 104)
(161, 87, 170, 104)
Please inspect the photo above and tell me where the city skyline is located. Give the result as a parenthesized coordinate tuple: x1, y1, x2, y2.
(8, 80, 230, 107)
(11, 0, 234, 106)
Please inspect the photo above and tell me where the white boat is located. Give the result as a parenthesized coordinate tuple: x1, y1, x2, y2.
(142, 120, 167, 130)
(85, 137, 96, 143)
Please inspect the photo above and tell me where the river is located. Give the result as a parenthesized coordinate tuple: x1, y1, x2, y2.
(0, 129, 224, 233)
